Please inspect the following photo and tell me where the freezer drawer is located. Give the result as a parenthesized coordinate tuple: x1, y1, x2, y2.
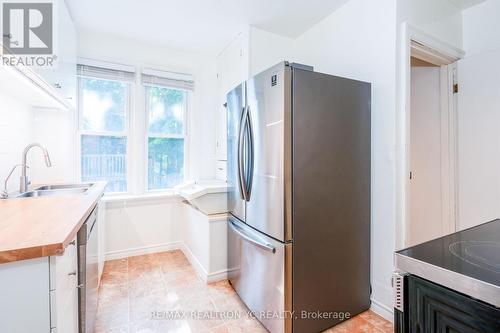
(228, 217, 291, 333)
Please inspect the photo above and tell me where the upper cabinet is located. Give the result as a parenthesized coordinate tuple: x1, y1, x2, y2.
(215, 33, 247, 161)
(214, 27, 292, 162)
(33, 0, 77, 108)
(0, 0, 76, 110)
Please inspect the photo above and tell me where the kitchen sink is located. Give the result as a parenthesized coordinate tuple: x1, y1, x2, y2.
(15, 183, 93, 198)
(16, 188, 88, 198)
(33, 183, 94, 191)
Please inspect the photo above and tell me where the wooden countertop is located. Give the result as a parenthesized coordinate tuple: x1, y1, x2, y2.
(0, 182, 106, 264)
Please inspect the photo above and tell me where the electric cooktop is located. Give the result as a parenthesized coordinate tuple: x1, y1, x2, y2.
(397, 219, 500, 289)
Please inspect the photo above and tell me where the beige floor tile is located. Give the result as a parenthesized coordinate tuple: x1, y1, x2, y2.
(95, 250, 393, 333)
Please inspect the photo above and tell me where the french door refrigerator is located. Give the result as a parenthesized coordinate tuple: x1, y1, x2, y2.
(227, 62, 371, 333)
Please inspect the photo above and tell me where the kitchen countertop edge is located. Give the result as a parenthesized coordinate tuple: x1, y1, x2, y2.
(0, 182, 106, 264)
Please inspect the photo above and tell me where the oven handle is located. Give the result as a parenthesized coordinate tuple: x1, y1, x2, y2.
(229, 219, 276, 253)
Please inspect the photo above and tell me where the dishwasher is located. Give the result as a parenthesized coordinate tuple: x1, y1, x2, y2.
(77, 206, 99, 333)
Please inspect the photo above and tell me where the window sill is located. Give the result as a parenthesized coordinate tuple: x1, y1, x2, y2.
(102, 191, 181, 206)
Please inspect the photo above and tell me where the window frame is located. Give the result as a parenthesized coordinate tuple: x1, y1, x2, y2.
(143, 83, 190, 192)
(76, 75, 133, 195)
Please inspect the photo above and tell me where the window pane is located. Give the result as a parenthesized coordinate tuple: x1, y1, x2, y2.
(146, 86, 186, 135)
(81, 78, 128, 132)
(81, 135, 127, 192)
(148, 138, 184, 190)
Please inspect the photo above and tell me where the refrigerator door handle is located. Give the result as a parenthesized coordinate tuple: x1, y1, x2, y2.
(229, 219, 276, 253)
(237, 106, 248, 201)
(245, 106, 254, 201)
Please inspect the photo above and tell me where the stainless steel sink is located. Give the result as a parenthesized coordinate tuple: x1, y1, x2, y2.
(34, 183, 94, 191)
(16, 188, 88, 198)
(14, 183, 94, 198)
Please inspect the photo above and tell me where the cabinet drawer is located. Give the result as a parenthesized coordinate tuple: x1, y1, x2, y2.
(50, 236, 78, 292)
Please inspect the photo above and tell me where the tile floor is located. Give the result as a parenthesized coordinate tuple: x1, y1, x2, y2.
(95, 250, 393, 333)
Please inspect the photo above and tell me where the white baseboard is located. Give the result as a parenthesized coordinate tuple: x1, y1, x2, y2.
(105, 241, 229, 283)
(104, 241, 182, 261)
(370, 298, 394, 322)
(206, 269, 228, 282)
(179, 242, 209, 281)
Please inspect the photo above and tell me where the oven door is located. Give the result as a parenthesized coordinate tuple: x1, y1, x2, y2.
(228, 217, 290, 333)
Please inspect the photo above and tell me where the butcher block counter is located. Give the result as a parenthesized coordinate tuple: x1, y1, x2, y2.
(0, 182, 106, 264)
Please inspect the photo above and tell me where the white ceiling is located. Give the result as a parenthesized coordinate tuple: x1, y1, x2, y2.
(65, 0, 350, 54)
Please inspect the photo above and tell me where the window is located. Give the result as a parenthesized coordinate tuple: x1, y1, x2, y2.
(145, 86, 187, 190)
(78, 64, 134, 193)
(77, 63, 193, 195)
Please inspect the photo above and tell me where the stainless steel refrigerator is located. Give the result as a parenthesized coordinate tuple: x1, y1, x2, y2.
(227, 62, 371, 333)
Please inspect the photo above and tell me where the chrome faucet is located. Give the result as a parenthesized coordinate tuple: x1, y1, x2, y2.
(0, 143, 52, 199)
(19, 143, 52, 193)
(1, 164, 26, 199)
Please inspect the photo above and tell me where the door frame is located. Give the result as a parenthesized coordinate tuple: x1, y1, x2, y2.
(396, 24, 465, 249)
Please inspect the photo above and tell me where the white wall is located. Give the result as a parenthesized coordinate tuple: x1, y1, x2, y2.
(456, 49, 500, 230)
(248, 27, 294, 77)
(30, 107, 77, 184)
(397, 0, 463, 49)
(456, 0, 500, 230)
(104, 198, 182, 258)
(291, 0, 398, 319)
(0, 93, 33, 193)
(462, 0, 500, 56)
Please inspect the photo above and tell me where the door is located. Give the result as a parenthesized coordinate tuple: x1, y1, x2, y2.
(227, 83, 246, 221)
(245, 62, 291, 241)
(227, 217, 288, 333)
(409, 65, 444, 246)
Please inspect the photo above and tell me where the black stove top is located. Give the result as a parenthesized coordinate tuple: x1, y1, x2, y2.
(397, 219, 500, 288)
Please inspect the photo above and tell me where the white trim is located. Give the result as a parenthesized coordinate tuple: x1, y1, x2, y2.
(178, 242, 212, 282)
(104, 241, 182, 261)
(396, 23, 464, 249)
(143, 85, 190, 192)
(208, 213, 229, 223)
(179, 242, 229, 282)
(370, 298, 394, 322)
(439, 64, 458, 235)
(407, 26, 465, 61)
(77, 76, 132, 194)
(104, 240, 229, 283)
(142, 68, 194, 81)
(102, 191, 180, 207)
(77, 57, 136, 73)
(206, 269, 229, 283)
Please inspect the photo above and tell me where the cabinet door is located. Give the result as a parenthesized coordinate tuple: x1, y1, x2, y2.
(50, 236, 79, 333)
(215, 35, 246, 161)
(34, 0, 77, 107)
(0, 258, 51, 332)
(408, 275, 500, 333)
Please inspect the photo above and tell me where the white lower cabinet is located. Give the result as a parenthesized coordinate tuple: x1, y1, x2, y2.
(50, 236, 79, 333)
(0, 237, 79, 333)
